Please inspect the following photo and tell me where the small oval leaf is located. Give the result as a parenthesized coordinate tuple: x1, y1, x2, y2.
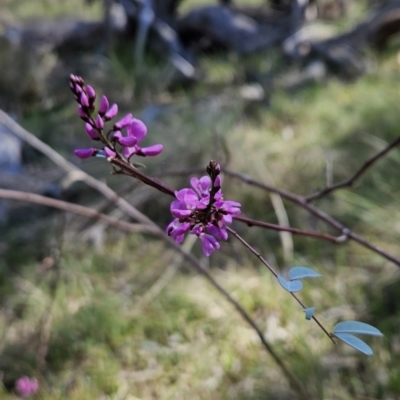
(277, 275, 303, 292)
(288, 266, 322, 280)
(304, 307, 315, 320)
(333, 321, 383, 337)
(333, 332, 373, 356)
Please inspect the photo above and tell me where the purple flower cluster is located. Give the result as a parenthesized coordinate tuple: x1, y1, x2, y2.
(167, 161, 241, 256)
(69, 75, 163, 161)
(15, 376, 39, 397)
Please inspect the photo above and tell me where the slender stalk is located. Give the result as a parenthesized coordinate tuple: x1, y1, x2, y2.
(112, 157, 175, 196)
(227, 227, 335, 343)
(235, 215, 343, 243)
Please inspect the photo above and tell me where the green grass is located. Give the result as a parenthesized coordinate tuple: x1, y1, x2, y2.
(1, 0, 101, 19)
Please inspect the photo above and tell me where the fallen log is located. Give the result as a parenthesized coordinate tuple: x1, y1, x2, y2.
(178, 5, 290, 54)
(284, 0, 400, 78)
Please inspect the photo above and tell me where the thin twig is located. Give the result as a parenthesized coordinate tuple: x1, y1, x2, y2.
(78, 181, 140, 232)
(306, 135, 400, 201)
(0, 110, 156, 227)
(112, 158, 175, 196)
(235, 215, 342, 243)
(227, 227, 335, 343)
(0, 189, 160, 236)
(223, 168, 400, 267)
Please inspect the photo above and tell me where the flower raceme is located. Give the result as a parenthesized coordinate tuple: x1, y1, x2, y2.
(15, 376, 39, 397)
(69, 75, 163, 161)
(70, 77, 240, 257)
(167, 161, 241, 256)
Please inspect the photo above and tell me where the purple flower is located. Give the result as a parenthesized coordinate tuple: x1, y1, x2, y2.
(114, 113, 133, 130)
(15, 376, 39, 397)
(122, 119, 163, 159)
(70, 75, 163, 162)
(199, 233, 220, 256)
(166, 162, 241, 256)
(166, 220, 190, 244)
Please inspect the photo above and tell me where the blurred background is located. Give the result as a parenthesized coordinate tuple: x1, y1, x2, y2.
(1, 0, 400, 398)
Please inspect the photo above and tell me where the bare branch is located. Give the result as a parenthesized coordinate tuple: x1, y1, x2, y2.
(223, 168, 400, 267)
(306, 135, 400, 201)
(227, 227, 335, 343)
(0, 188, 159, 235)
(235, 215, 343, 243)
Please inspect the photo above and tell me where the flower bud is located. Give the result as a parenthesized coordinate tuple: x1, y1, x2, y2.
(95, 114, 104, 130)
(74, 148, 96, 159)
(99, 95, 109, 115)
(80, 92, 89, 107)
(77, 106, 89, 121)
(86, 85, 96, 102)
(85, 123, 99, 140)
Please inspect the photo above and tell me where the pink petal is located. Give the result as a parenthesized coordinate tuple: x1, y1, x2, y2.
(138, 144, 163, 157)
(127, 119, 147, 142)
(114, 113, 133, 130)
(200, 234, 220, 256)
(119, 136, 137, 147)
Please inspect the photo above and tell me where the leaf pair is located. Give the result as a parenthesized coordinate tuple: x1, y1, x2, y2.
(278, 266, 322, 293)
(332, 321, 383, 356)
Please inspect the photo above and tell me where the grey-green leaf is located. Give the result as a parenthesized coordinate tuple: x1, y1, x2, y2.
(277, 275, 303, 292)
(288, 266, 322, 280)
(333, 332, 373, 356)
(304, 307, 315, 320)
(333, 321, 383, 337)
